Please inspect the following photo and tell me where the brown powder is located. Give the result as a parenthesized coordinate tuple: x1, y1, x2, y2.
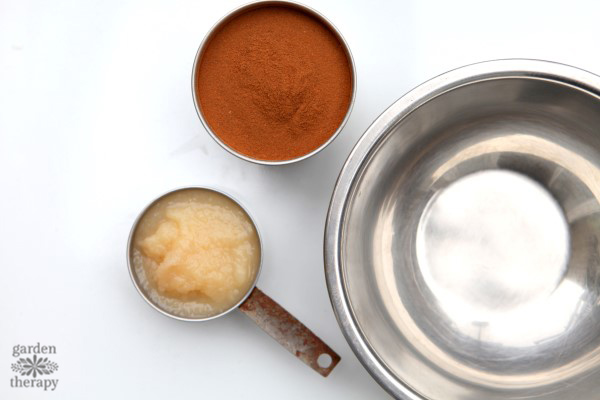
(195, 6, 353, 161)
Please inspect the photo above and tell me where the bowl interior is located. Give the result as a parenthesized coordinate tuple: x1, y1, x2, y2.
(339, 75, 600, 399)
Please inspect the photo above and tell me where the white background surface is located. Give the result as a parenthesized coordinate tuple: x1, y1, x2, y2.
(2, 0, 600, 398)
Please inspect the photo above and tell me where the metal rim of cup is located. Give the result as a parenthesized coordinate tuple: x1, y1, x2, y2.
(126, 186, 264, 322)
(191, 0, 357, 165)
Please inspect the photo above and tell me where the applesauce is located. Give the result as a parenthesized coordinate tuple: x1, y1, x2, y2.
(131, 188, 261, 318)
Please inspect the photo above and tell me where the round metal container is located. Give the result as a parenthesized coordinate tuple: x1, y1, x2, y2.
(127, 186, 263, 322)
(325, 59, 600, 399)
(191, 0, 356, 165)
(127, 187, 341, 376)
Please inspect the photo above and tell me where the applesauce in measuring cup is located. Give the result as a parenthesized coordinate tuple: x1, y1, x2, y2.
(131, 188, 260, 319)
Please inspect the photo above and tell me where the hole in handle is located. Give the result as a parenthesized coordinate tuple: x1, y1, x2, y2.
(317, 353, 333, 369)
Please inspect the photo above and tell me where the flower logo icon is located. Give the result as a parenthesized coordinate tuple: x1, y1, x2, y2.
(11, 354, 58, 378)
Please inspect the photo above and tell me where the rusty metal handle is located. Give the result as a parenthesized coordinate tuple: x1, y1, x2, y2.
(239, 287, 341, 377)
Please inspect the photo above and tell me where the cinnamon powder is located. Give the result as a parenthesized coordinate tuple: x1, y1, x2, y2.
(195, 6, 353, 161)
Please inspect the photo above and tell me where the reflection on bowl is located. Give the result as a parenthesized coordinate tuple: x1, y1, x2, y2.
(326, 60, 600, 399)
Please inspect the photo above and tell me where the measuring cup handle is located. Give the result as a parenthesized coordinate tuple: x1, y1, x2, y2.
(239, 287, 341, 377)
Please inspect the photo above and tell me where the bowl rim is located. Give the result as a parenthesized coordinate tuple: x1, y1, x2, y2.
(191, 0, 357, 165)
(323, 59, 600, 399)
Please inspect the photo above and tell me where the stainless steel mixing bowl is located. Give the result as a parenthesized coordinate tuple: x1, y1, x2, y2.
(325, 59, 600, 399)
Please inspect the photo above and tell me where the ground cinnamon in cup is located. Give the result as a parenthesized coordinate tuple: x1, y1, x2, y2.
(195, 5, 353, 161)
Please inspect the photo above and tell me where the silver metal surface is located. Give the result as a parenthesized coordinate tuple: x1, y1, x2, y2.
(191, 0, 356, 166)
(325, 60, 600, 399)
(126, 186, 264, 322)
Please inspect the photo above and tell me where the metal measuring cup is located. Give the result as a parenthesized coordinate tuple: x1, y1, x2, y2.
(126, 187, 340, 377)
